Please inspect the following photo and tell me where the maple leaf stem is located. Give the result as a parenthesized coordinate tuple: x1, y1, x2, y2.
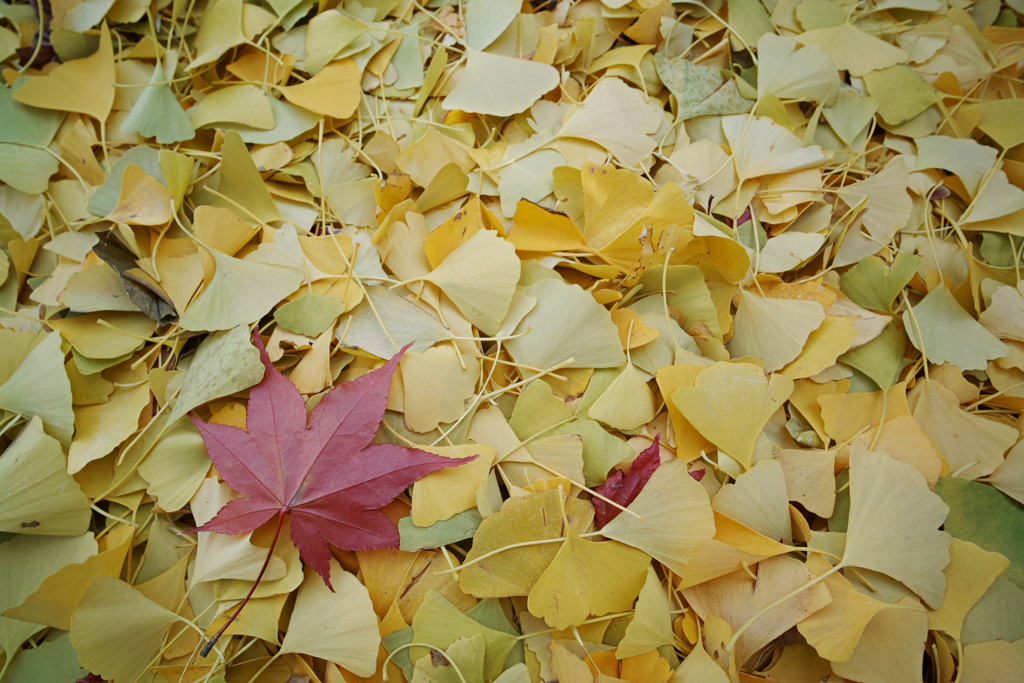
(200, 510, 286, 657)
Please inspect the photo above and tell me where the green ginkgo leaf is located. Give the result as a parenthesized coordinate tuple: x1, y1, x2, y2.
(0, 416, 90, 535)
(0, 332, 75, 444)
(274, 293, 346, 336)
(178, 249, 304, 332)
(121, 62, 196, 144)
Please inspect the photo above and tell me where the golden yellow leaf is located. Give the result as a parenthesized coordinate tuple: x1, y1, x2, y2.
(13, 23, 115, 121)
(673, 362, 794, 469)
(528, 528, 650, 630)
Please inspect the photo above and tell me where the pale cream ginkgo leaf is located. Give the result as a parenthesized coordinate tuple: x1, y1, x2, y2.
(843, 450, 952, 608)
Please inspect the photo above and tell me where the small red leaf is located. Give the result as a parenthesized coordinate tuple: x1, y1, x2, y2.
(592, 434, 662, 528)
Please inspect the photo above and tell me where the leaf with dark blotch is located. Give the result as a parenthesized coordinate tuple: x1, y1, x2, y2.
(93, 232, 177, 325)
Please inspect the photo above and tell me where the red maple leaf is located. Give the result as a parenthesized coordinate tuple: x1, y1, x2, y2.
(592, 435, 662, 528)
(193, 330, 474, 654)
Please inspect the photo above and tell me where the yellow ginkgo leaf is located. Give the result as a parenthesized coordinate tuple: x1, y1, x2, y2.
(134, 553, 197, 657)
(722, 115, 828, 182)
(278, 59, 360, 118)
(528, 527, 650, 631)
(788, 378, 848, 446)
(188, 0, 245, 69)
(411, 444, 495, 526)
(843, 450, 951, 608)
(278, 560, 381, 677)
(133, 414, 211, 515)
(673, 362, 794, 469)
(620, 649, 673, 683)
(979, 281, 1024, 342)
(756, 232, 826, 274)
(834, 156, 912, 245)
(550, 642, 594, 683)
(474, 408, 585, 491)
(756, 33, 840, 102)
(0, 533, 97, 666)
(411, 591, 518, 682)
(288, 324, 335, 395)
(557, 77, 662, 168)
(683, 556, 831, 666)
(458, 489, 594, 598)
(2, 526, 131, 630)
(0, 332, 75, 445)
(727, 290, 826, 372)
(601, 460, 716, 576)
(400, 350, 481, 433)
(511, 435, 585, 488)
(611, 309, 661, 350)
(69, 576, 185, 683)
(842, 415, 944, 489)
(617, 567, 674, 659)
(712, 459, 792, 545)
(193, 205, 258, 256)
(211, 593, 288, 644)
(668, 637, 730, 682)
(13, 23, 114, 122)
(774, 449, 836, 517)
(655, 364, 716, 462)
(961, 640, 1024, 681)
(67, 363, 151, 474)
(598, 183, 695, 270)
(190, 478, 287, 586)
(987, 439, 1024, 504)
(797, 22, 909, 77)
(507, 199, 588, 254)
(928, 538, 1009, 641)
(506, 278, 626, 371)
(303, 9, 367, 74)
(829, 598, 929, 683)
(358, 541, 472, 624)
(674, 516, 792, 589)
(587, 362, 657, 432)
(104, 164, 173, 226)
(192, 84, 275, 131)
(394, 128, 476, 189)
(0, 416, 89, 535)
(417, 162, 469, 213)
(818, 382, 909, 444)
(912, 380, 1017, 481)
(580, 162, 652, 253)
(48, 312, 156, 361)
(797, 554, 887, 662)
(199, 130, 281, 226)
(423, 197, 505, 267)
(508, 380, 573, 440)
(422, 230, 520, 336)
(179, 246, 304, 332)
(778, 315, 858, 380)
(442, 49, 560, 116)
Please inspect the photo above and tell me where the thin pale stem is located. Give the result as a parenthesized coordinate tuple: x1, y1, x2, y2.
(726, 563, 842, 653)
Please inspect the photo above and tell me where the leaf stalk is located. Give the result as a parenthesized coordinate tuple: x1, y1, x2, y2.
(199, 510, 285, 657)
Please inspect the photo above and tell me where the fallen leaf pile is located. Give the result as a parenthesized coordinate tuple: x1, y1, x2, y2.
(2, 0, 1024, 680)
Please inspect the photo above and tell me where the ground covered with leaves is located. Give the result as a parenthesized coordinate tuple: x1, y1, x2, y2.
(2, 0, 1024, 681)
